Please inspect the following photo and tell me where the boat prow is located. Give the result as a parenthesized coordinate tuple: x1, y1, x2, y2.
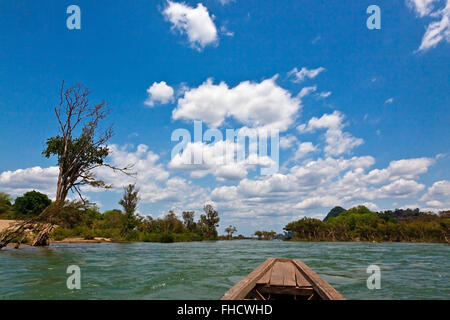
(221, 258, 345, 300)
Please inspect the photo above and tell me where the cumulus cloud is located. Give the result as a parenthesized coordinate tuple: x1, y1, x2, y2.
(172, 76, 301, 131)
(279, 134, 298, 149)
(0, 166, 58, 197)
(145, 81, 174, 107)
(364, 157, 435, 184)
(288, 67, 325, 83)
(163, 1, 218, 50)
(421, 180, 450, 201)
(294, 196, 338, 209)
(208, 147, 440, 222)
(378, 179, 425, 198)
(297, 111, 363, 156)
(168, 139, 276, 181)
(407, 0, 450, 51)
(385, 97, 394, 104)
(294, 142, 317, 159)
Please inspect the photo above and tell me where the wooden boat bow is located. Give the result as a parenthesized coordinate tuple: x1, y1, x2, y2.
(221, 258, 345, 300)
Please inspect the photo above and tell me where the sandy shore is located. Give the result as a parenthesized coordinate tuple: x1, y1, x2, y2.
(0, 219, 16, 232)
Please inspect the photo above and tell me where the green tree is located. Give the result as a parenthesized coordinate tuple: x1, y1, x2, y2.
(119, 184, 140, 237)
(323, 206, 346, 221)
(254, 230, 263, 240)
(182, 211, 196, 231)
(0, 193, 13, 216)
(224, 225, 237, 239)
(199, 204, 220, 240)
(14, 191, 51, 216)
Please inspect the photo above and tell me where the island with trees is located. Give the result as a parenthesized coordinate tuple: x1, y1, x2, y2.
(284, 205, 449, 243)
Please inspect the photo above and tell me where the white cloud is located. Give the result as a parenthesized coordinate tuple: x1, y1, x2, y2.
(0, 166, 58, 197)
(365, 157, 435, 184)
(297, 86, 317, 98)
(298, 111, 343, 132)
(168, 140, 276, 181)
(279, 134, 297, 149)
(421, 180, 450, 201)
(220, 26, 234, 37)
(298, 111, 363, 156)
(288, 67, 325, 83)
(361, 202, 379, 211)
(379, 179, 425, 198)
(294, 142, 317, 159)
(294, 196, 338, 209)
(318, 91, 332, 99)
(172, 76, 301, 131)
(163, 1, 218, 50)
(407, 0, 450, 51)
(406, 0, 439, 17)
(426, 200, 444, 207)
(144, 81, 174, 107)
(418, 7, 450, 51)
(385, 97, 394, 104)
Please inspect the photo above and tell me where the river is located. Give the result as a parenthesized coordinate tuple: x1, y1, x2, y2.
(0, 240, 448, 299)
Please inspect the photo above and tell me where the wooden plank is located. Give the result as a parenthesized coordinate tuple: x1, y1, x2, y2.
(295, 268, 311, 287)
(283, 262, 297, 287)
(292, 259, 345, 300)
(221, 258, 277, 300)
(256, 285, 314, 296)
(269, 261, 285, 286)
(256, 266, 272, 285)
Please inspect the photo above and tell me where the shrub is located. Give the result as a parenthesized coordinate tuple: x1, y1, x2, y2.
(14, 191, 51, 215)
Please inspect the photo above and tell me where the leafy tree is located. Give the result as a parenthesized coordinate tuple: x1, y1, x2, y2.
(119, 184, 140, 236)
(164, 211, 185, 233)
(14, 191, 51, 216)
(199, 204, 220, 240)
(1, 82, 134, 249)
(254, 230, 263, 240)
(0, 193, 13, 216)
(182, 211, 196, 231)
(224, 225, 237, 239)
(323, 206, 346, 221)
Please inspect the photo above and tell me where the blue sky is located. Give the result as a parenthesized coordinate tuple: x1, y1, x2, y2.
(0, 0, 449, 235)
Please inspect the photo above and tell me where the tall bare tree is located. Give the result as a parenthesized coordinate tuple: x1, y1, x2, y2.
(0, 81, 133, 249)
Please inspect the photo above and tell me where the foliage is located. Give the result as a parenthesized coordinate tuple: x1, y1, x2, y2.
(198, 204, 220, 240)
(285, 206, 450, 243)
(119, 184, 140, 236)
(41, 199, 221, 243)
(253, 230, 276, 240)
(323, 206, 346, 221)
(0, 193, 14, 218)
(224, 225, 237, 239)
(13, 191, 52, 216)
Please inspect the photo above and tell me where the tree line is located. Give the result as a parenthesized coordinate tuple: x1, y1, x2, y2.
(0, 185, 221, 243)
(284, 205, 450, 243)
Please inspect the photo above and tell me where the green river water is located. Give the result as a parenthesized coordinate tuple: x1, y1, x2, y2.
(0, 240, 448, 299)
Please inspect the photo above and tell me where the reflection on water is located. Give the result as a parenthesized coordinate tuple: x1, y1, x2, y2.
(0, 240, 448, 299)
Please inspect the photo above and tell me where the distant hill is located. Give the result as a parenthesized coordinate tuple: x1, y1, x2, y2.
(323, 206, 346, 221)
